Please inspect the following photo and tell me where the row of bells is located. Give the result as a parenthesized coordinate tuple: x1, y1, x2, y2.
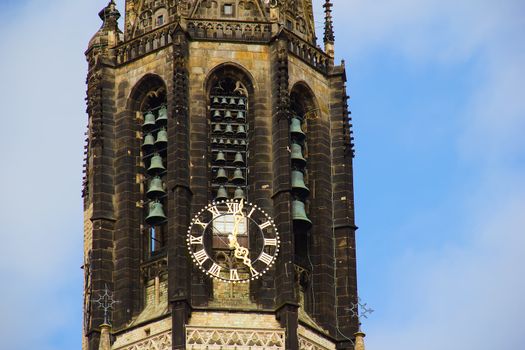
(142, 128, 167, 151)
(214, 167, 245, 184)
(290, 116, 311, 226)
(290, 117, 306, 140)
(142, 106, 168, 130)
(212, 109, 245, 122)
(215, 186, 246, 201)
(212, 123, 246, 136)
(147, 154, 166, 175)
(212, 138, 247, 147)
(211, 96, 246, 107)
(214, 151, 244, 165)
(145, 200, 167, 225)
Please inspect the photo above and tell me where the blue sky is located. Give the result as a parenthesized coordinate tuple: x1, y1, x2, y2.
(0, 1, 524, 349)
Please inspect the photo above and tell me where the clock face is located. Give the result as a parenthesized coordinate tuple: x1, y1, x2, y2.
(187, 199, 280, 283)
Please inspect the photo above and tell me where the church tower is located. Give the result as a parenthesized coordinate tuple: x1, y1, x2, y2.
(82, 1, 359, 349)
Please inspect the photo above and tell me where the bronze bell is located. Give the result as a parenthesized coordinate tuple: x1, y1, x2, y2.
(213, 124, 222, 134)
(232, 168, 245, 184)
(238, 98, 246, 107)
(291, 170, 310, 197)
(145, 201, 167, 225)
(236, 111, 245, 122)
(224, 110, 233, 120)
(215, 151, 226, 163)
(148, 153, 165, 175)
(215, 168, 228, 182)
(219, 138, 225, 145)
(234, 187, 246, 200)
(225, 124, 234, 135)
(155, 128, 168, 148)
(290, 117, 306, 140)
(229, 97, 237, 105)
(240, 140, 247, 146)
(147, 176, 166, 199)
(233, 139, 240, 146)
(212, 96, 220, 104)
(290, 143, 307, 167)
(142, 133, 155, 152)
(221, 97, 228, 105)
(292, 200, 312, 226)
(212, 138, 218, 144)
(236, 125, 246, 136)
(233, 152, 244, 165)
(156, 105, 168, 125)
(142, 111, 156, 130)
(212, 110, 222, 120)
(215, 186, 228, 201)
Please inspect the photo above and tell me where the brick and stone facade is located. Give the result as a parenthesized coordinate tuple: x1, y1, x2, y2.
(83, 1, 358, 349)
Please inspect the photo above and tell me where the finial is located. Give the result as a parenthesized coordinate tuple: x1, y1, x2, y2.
(98, 0, 121, 24)
(93, 284, 119, 326)
(323, 0, 335, 57)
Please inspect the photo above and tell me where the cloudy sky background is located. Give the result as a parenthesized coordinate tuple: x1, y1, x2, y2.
(0, 0, 523, 349)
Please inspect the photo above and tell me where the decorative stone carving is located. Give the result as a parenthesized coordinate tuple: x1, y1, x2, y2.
(114, 331, 172, 350)
(186, 327, 286, 348)
(299, 336, 332, 350)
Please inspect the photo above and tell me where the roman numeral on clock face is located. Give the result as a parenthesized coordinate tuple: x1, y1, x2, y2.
(264, 238, 277, 246)
(193, 219, 208, 229)
(194, 249, 209, 265)
(258, 252, 273, 265)
(207, 206, 221, 218)
(226, 202, 240, 214)
(230, 269, 240, 281)
(259, 220, 272, 230)
(208, 263, 222, 276)
(189, 235, 203, 245)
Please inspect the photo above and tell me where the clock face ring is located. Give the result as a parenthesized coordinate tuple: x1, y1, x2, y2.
(187, 200, 280, 283)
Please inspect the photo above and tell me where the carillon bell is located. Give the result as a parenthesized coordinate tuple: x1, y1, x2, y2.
(156, 105, 168, 125)
(215, 168, 228, 182)
(291, 170, 310, 197)
(236, 125, 246, 136)
(142, 133, 155, 151)
(224, 110, 233, 120)
(147, 176, 166, 198)
(240, 140, 247, 146)
(290, 117, 306, 140)
(233, 152, 244, 165)
(233, 139, 240, 146)
(219, 139, 225, 145)
(234, 187, 246, 200)
(215, 151, 226, 163)
(229, 97, 237, 105)
(225, 124, 234, 135)
(236, 111, 245, 122)
(215, 186, 228, 201)
(290, 143, 307, 167)
(213, 124, 222, 133)
(148, 154, 165, 175)
(212, 138, 218, 144)
(232, 168, 245, 184)
(142, 111, 156, 130)
(292, 200, 312, 226)
(155, 128, 168, 148)
(212, 96, 220, 104)
(221, 97, 228, 105)
(145, 201, 167, 225)
(238, 98, 246, 107)
(213, 110, 222, 120)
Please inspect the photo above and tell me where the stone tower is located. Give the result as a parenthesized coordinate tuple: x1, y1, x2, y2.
(82, 1, 359, 349)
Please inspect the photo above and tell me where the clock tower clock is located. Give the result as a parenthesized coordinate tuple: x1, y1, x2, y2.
(82, 1, 360, 349)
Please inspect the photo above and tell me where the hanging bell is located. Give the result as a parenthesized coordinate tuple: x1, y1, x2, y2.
(240, 140, 247, 146)
(219, 138, 225, 145)
(291, 170, 310, 197)
(212, 110, 222, 120)
(234, 187, 246, 200)
(215, 168, 228, 182)
(233, 152, 244, 165)
(213, 124, 222, 134)
(215, 151, 226, 163)
(238, 98, 246, 107)
(225, 139, 232, 146)
(236, 111, 245, 122)
(142, 133, 155, 152)
(147, 176, 166, 198)
(212, 138, 218, 144)
(145, 201, 167, 225)
(225, 124, 234, 135)
(221, 97, 228, 105)
(237, 125, 246, 136)
(292, 200, 312, 226)
(233, 139, 240, 146)
(290, 117, 306, 140)
(232, 168, 245, 184)
(155, 128, 168, 148)
(290, 143, 307, 167)
(224, 110, 233, 120)
(212, 96, 220, 104)
(229, 97, 237, 105)
(215, 186, 228, 201)
(156, 105, 168, 125)
(142, 111, 156, 130)
(148, 154, 165, 175)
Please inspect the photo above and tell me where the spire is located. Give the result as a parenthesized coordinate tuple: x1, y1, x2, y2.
(87, 0, 122, 56)
(98, 324, 112, 350)
(354, 331, 366, 350)
(323, 0, 335, 57)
